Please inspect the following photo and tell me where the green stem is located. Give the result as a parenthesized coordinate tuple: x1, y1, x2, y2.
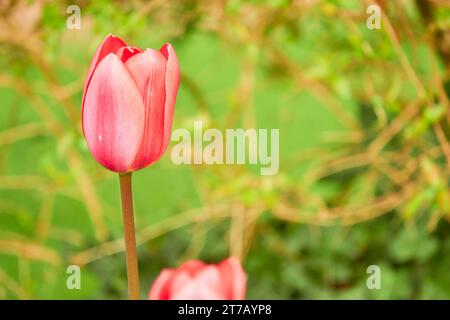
(118, 172, 140, 300)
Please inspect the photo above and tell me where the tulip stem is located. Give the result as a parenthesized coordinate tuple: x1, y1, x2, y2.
(118, 172, 140, 300)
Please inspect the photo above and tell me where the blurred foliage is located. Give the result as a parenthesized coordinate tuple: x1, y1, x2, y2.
(1, 0, 450, 299)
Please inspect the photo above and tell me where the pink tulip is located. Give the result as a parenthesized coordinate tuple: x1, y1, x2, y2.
(149, 257, 247, 300)
(82, 34, 180, 173)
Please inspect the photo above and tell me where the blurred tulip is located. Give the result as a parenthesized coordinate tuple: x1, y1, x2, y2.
(82, 34, 180, 173)
(149, 257, 246, 300)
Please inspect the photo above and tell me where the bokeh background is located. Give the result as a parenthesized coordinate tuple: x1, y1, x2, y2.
(1, 0, 450, 299)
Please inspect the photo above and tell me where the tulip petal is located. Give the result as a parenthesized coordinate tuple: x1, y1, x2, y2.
(217, 257, 246, 299)
(193, 266, 224, 298)
(171, 280, 223, 300)
(159, 43, 180, 157)
(167, 270, 192, 297)
(83, 53, 145, 173)
(170, 266, 223, 300)
(82, 34, 126, 115)
(116, 46, 143, 63)
(178, 260, 207, 276)
(148, 269, 175, 300)
(125, 49, 167, 170)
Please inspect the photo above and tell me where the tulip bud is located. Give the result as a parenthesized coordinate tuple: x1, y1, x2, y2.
(149, 257, 247, 300)
(82, 34, 180, 173)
